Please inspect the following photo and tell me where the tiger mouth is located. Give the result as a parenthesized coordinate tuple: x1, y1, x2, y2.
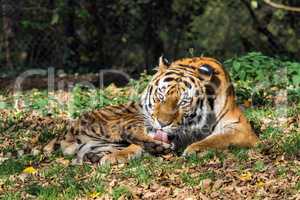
(151, 129, 177, 145)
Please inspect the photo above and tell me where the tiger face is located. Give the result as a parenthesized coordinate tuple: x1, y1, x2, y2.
(141, 56, 234, 147)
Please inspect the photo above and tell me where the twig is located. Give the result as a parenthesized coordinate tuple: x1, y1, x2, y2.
(263, 0, 300, 12)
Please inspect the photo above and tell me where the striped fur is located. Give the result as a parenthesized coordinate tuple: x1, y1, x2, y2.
(44, 56, 259, 164)
(43, 102, 171, 164)
(141, 56, 259, 154)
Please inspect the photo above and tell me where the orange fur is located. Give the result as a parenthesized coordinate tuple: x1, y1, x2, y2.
(144, 56, 259, 156)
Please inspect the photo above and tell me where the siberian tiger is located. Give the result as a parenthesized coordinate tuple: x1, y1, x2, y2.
(44, 56, 259, 164)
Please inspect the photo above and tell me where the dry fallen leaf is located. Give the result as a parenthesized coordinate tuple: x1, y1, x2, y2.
(88, 191, 101, 199)
(256, 180, 265, 188)
(239, 171, 252, 181)
(56, 157, 70, 166)
(22, 166, 37, 174)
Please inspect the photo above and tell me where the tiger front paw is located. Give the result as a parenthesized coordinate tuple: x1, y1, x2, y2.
(142, 141, 173, 155)
(100, 153, 124, 165)
(182, 144, 198, 158)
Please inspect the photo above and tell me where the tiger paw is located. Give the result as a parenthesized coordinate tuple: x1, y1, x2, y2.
(100, 145, 143, 165)
(100, 152, 139, 165)
(143, 141, 172, 154)
(182, 145, 198, 158)
(100, 153, 123, 165)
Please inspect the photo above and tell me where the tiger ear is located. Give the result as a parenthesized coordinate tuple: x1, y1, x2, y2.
(156, 56, 171, 72)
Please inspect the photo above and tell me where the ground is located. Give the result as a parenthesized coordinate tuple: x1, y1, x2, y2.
(0, 54, 299, 199)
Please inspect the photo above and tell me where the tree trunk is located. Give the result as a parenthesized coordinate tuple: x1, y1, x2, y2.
(64, 0, 79, 67)
(2, 0, 14, 69)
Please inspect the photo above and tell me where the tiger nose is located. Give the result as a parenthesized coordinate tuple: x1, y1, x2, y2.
(157, 119, 172, 128)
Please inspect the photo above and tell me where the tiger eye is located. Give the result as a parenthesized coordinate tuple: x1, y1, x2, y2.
(199, 64, 213, 76)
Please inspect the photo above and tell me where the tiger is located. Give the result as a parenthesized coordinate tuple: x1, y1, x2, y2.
(140, 56, 259, 156)
(43, 102, 172, 165)
(44, 56, 259, 164)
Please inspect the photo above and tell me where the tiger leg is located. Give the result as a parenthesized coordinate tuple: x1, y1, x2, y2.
(43, 131, 78, 156)
(182, 130, 259, 157)
(100, 144, 143, 165)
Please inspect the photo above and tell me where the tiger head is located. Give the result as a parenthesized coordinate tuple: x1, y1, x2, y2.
(141, 56, 235, 148)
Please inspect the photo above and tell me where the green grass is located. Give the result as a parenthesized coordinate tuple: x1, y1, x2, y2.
(254, 160, 266, 172)
(0, 53, 299, 199)
(0, 105, 299, 199)
(112, 186, 132, 200)
(282, 132, 300, 156)
(1, 192, 22, 200)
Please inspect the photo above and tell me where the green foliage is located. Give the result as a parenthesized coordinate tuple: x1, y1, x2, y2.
(1, 192, 21, 200)
(123, 158, 153, 184)
(180, 170, 215, 187)
(225, 52, 299, 86)
(254, 160, 266, 172)
(0, 159, 25, 177)
(180, 172, 198, 186)
(229, 147, 249, 161)
(225, 52, 300, 105)
(186, 149, 218, 165)
(128, 72, 152, 94)
(2, 0, 300, 73)
(282, 132, 300, 156)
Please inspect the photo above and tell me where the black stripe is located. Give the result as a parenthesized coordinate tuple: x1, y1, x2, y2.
(205, 84, 215, 109)
(165, 71, 182, 76)
(187, 76, 195, 83)
(210, 75, 221, 89)
(164, 77, 174, 82)
(178, 64, 195, 69)
(183, 80, 192, 89)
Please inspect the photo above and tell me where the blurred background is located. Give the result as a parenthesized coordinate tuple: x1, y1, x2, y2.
(0, 0, 299, 77)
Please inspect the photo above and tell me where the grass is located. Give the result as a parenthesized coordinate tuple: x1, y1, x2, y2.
(0, 53, 299, 199)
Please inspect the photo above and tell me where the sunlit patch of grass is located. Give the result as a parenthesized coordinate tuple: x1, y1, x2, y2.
(96, 163, 111, 175)
(281, 132, 300, 156)
(244, 107, 276, 121)
(123, 157, 153, 184)
(296, 181, 300, 191)
(38, 129, 57, 144)
(229, 146, 249, 161)
(25, 184, 61, 199)
(261, 127, 284, 140)
(186, 149, 218, 165)
(112, 186, 132, 200)
(276, 166, 287, 177)
(0, 159, 25, 177)
(180, 170, 215, 187)
(180, 172, 198, 186)
(0, 154, 49, 177)
(1, 192, 21, 200)
(253, 160, 267, 172)
(42, 164, 65, 178)
(198, 170, 216, 181)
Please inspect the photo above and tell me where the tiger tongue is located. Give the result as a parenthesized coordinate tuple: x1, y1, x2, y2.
(153, 130, 170, 144)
